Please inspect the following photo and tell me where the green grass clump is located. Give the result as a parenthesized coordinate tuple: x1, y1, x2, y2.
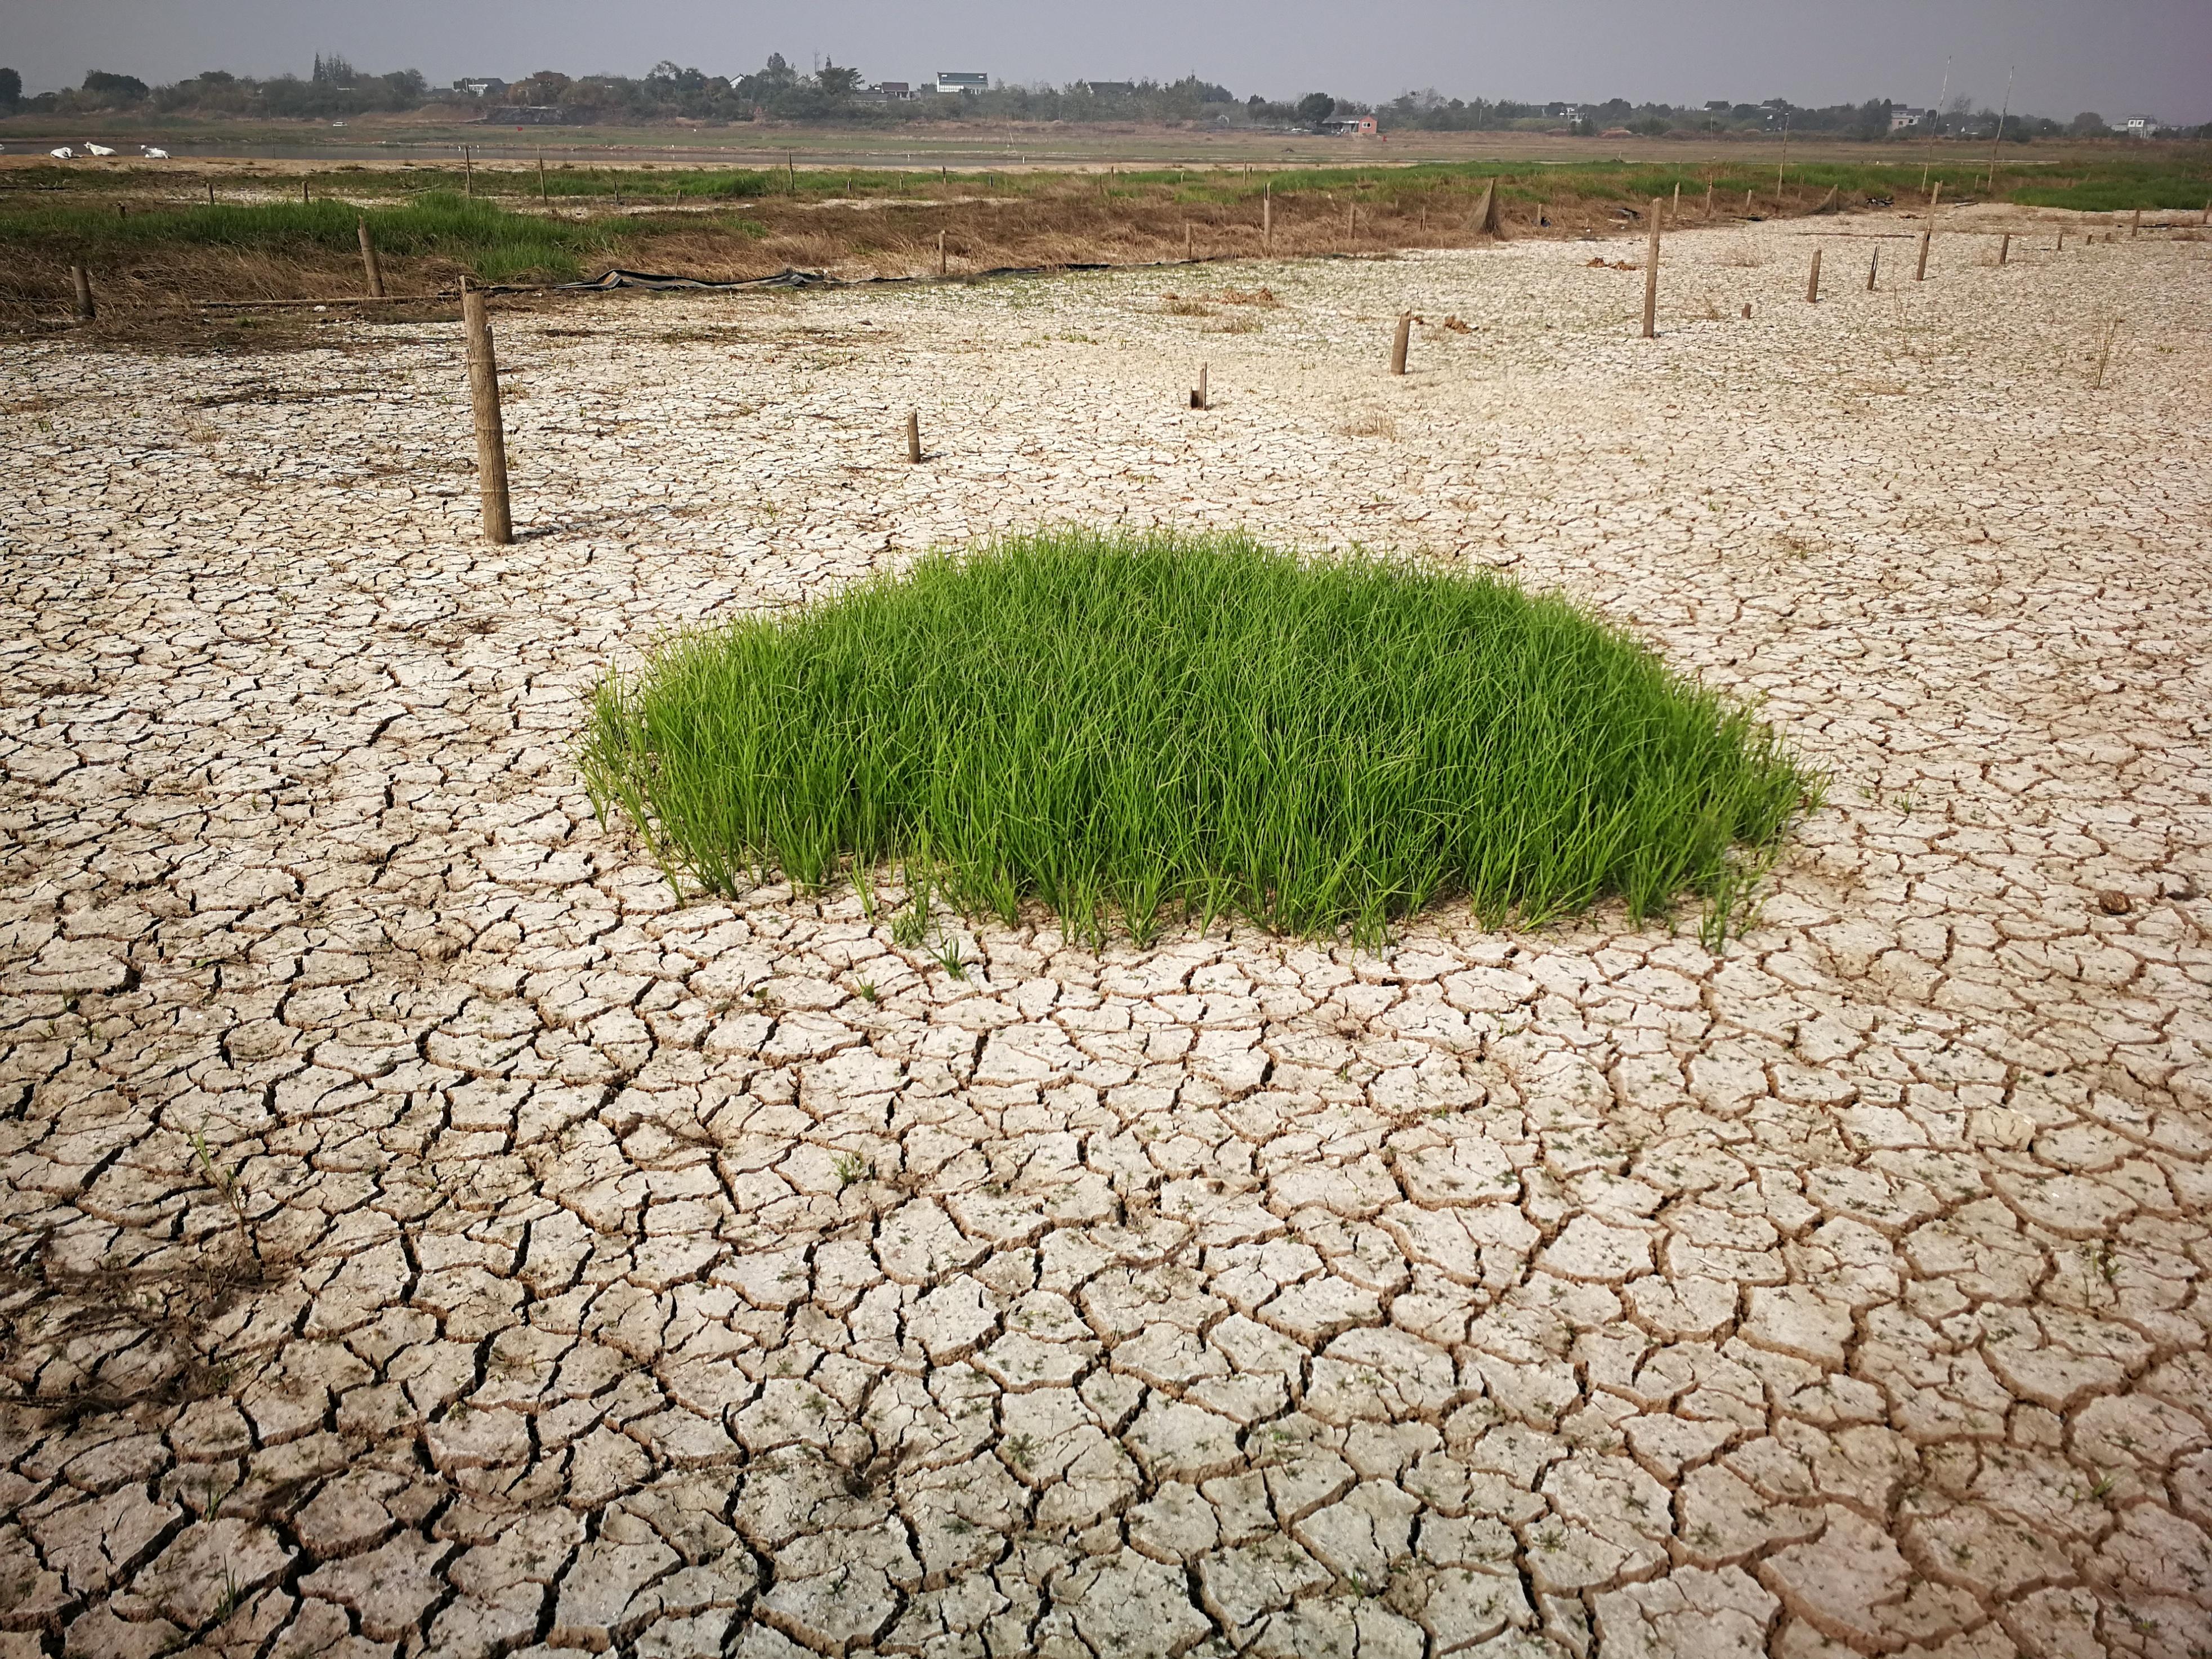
(582, 532, 1815, 945)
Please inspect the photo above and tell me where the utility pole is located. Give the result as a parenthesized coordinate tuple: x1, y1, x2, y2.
(1986, 65, 2014, 192)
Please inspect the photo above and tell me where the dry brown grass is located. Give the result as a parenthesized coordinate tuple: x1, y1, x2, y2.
(1337, 412, 1399, 439)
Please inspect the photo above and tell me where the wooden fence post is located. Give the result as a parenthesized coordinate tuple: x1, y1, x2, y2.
(206, 178, 215, 207)
(464, 146, 473, 198)
(1391, 314, 1411, 374)
(70, 265, 94, 321)
(937, 230, 946, 276)
(1471, 178, 1502, 236)
(539, 156, 548, 201)
(1806, 246, 1821, 302)
(1641, 199, 1662, 338)
(906, 411, 922, 463)
(1191, 364, 1208, 409)
(358, 216, 384, 298)
(1998, 232, 2009, 265)
(301, 177, 310, 205)
(1867, 247, 1879, 289)
(1704, 181, 1713, 217)
(2129, 207, 2141, 239)
(1263, 184, 1272, 252)
(1916, 182, 1940, 280)
(460, 279, 512, 545)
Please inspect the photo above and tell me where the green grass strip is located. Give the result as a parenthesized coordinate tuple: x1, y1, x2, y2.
(582, 531, 1818, 945)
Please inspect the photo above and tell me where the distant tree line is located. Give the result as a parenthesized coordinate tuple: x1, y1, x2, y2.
(0, 56, 2196, 142)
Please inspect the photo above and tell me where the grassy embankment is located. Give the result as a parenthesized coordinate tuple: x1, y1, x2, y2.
(583, 532, 1816, 948)
(3, 150, 2202, 317)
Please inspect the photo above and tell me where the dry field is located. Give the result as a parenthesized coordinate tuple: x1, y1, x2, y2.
(2, 209, 2209, 1659)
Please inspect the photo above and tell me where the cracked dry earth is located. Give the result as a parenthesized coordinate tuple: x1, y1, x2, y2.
(4, 211, 2211, 1659)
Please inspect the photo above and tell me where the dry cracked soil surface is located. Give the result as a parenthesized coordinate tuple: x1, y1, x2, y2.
(2, 209, 2210, 1659)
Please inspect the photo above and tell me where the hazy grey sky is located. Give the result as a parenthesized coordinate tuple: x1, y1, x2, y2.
(5, 0, 2206, 120)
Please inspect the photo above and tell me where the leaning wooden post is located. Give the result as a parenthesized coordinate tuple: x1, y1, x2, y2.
(206, 178, 216, 207)
(1391, 313, 1411, 374)
(358, 216, 385, 298)
(1806, 246, 1821, 302)
(1998, 232, 2010, 265)
(301, 177, 310, 206)
(1867, 247, 1879, 289)
(905, 410, 922, 463)
(1641, 198, 1662, 338)
(1915, 182, 1940, 280)
(538, 156, 548, 201)
(70, 265, 95, 321)
(460, 279, 512, 545)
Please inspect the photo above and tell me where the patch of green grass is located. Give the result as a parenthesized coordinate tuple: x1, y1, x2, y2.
(0, 190, 616, 281)
(583, 531, 1815, 946)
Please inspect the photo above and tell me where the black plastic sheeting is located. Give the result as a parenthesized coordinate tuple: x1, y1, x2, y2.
(560, 258, 1155, 294)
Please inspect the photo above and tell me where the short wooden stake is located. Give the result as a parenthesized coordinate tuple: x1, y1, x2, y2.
(1867, 247, 1879, 289)
(358, 216, 384, 298)
(1641, 198, 1662, 338)
(1744, 187, 1753, 217)
(1391, 314, 1411, 374)
(301, 177, 310, 205)
(538, 156, 547, 201)
(905, 410, 922, 463)
(464, 146, 473, 198)
(460, 279, 512, 545)
(1263, 184, 1272, 252)
(1185, 222, 1194, 261)
(789, 156, 797, 191)
(2056, 230, 2064, 251)
(937, 230, 946, 276)
(2092, 318, 2118, 390)
(70, 265, 94, 321)
(2129, 207, 2140, 239)
(1672, 181, 1681, 215)
(1806, 246, 1821, 302)
(1191, 364, 1208, 409)
(1998, 232, 2009, 265)
(1703, 181, 1713, 217)
(1347, 203, 1356, 240)
(206, 179, 216, 206)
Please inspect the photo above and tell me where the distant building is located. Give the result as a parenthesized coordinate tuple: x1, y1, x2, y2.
(453, 77, 507, 98)
(875, 81, 910, 98)
(1889, 105, 1931, 131)
(1081, 81, 1137, 96)
(935, 72, 989, 95)
(2120, 114, 2161, 137)
(1544, 102, 1581, 121)
(1320, 115, 1379, 136)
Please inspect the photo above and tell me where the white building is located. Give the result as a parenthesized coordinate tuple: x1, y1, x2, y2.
(453, 77, 507, 98)
(1889, 105, 1931, 131)
(2121, 114, 2161, 138)
(935, 72, 989, 95)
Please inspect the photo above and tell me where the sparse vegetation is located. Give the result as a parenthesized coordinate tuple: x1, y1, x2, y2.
(583, 530, 1815, 945)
